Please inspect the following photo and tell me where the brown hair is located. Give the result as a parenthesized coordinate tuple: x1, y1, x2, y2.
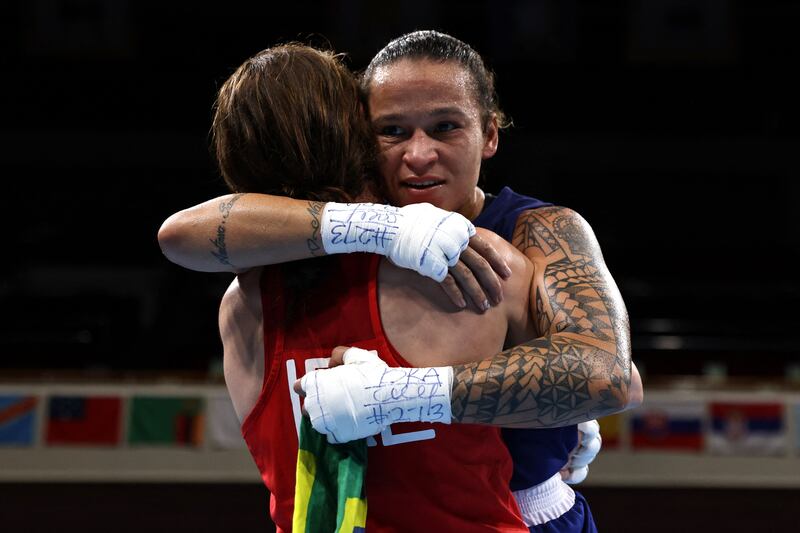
(212, 43, 377, 202)
(362, 30, 509, 130)
(212, 44, 378, 318)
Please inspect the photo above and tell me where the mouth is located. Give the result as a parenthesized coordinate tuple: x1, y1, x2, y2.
(401, 178, 445, 190)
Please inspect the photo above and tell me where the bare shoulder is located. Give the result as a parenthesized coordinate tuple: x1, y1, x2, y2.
(474, 228, 534, 338)
(474, 227, 533, 283)
(512, 206, 604, 260)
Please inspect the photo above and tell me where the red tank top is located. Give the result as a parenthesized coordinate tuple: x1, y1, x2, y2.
(241, 254, 526, 532)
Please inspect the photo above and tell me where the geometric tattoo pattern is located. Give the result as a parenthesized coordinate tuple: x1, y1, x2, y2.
(451, 206, 631, 427)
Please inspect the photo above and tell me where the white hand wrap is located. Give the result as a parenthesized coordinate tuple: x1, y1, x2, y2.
(299, 347, 453, 444)
(320, 202, 475, 282)
(563, 420, 602, 485)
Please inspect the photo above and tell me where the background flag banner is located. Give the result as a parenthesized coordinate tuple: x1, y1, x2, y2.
(0, 395, 38, 446)
(293, 416, 367, 533)
(207, 395, 246, 450)
(631, 400, 704, 451)
(708, 401, 786, 456)
(128, 396, 204, 446)
(597, 413, 622, 449)
(46, 396, 121, 446)
(794, 404, 800, 453)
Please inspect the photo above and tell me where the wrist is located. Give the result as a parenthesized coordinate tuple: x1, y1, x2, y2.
(370, 366, 454, 426)
(320, 202, 401, 256)
(300, 348, 454, 443)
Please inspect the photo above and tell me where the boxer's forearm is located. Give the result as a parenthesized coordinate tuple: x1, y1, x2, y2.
(450, 330, 632, 428)
(159, 194, 478, 283)
(158, 193, 326, 272)
(451, 205, 634, 428)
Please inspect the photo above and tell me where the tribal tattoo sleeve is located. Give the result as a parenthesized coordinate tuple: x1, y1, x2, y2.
(451, 206, 632, 427)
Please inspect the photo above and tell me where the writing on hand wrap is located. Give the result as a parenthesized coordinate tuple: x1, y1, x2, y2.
(364, 367, 447, 426)
(326, 204, 402, 253)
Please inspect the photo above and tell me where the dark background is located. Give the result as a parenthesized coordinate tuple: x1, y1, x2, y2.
(3, 0, 799, 378)
(2, 1, 799, 531)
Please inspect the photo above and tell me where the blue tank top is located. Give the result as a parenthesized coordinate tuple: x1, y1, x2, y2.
(473, 186, 579, 490)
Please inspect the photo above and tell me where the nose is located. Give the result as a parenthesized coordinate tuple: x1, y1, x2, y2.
(402, 129, 437, 172)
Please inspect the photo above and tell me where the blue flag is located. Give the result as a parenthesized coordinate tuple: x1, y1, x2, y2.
(0, 395, 38, 446)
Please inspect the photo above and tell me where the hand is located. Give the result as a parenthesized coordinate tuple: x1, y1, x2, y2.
(560, 420, 602, 485)
(294, 347, 453, 444)
(325, 346, 349, 368)
(321, 202, 475, 282)
(439, 233, 512, 311)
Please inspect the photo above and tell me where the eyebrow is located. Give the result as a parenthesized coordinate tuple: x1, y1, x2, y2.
(372, 107, 469, 123)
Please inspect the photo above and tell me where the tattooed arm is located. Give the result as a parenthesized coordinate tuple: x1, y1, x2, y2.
(158, 193, 510, 309)
(451, 206, 635, 427)
(296, 210, 638, 440)
(158, 193, 326, 272)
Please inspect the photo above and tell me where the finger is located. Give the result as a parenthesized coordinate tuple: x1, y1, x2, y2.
(580, 436, 602, 464)
(428, 255, 450, 282)
(465, 219, 477, 238)
(459, 246, 504, 305)
(437, 216, 474, 267)
(564, 465, 588, 485)
(468, 234, 511, 279)
(434, 233, 465, 268)
(571, 437, 602, 468)
(342, 347, 381, 365)
(449, 259, 491, 312)
(329, 346, 349, 367)
(438, 273, 468, 309)
(578, 420, 600, 443)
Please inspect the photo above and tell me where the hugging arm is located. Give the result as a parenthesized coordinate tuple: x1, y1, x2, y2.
(451, 206, 638, 426)
(158, 193, 510, 307)
(158, 193, 327, 272)
(298, 207, 640, 443)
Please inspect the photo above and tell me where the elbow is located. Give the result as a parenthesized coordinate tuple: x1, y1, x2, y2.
(622, 357, 644, 412)
(599, 345, 641, 415)
(157, 211, 195, 268)
(624, 379, 644, 411)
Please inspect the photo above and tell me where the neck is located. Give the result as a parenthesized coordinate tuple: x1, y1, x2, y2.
(460, 187, 485, 221)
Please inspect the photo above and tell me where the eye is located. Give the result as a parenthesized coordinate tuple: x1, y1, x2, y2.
(433, 121, 458, 133)
(378, 125, 405, 137)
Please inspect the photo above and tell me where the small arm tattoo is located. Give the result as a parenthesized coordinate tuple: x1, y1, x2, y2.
(306, 201, 324, 256)
(209, 194, 244, 266)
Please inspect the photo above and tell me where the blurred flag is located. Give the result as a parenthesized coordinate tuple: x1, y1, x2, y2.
(794, 404, 800, 453)
(293, 416, 367, 533)
(597, 413, 623, 449)
(46, 396, 121, 445)
(207, 395, 245, 450)
(631, 400, 704, 451)
(0, 395, 38, 446)
(709, 402, 786, 456)
(128, 396, 204, 446)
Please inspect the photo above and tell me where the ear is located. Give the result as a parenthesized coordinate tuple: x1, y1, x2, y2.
(482, 114, 499, 160)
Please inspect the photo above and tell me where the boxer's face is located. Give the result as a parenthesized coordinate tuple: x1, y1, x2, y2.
(367, 59, 498, 221)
